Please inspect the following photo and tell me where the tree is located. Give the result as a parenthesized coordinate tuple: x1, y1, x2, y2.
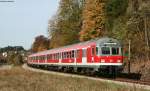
(48, 0, 83, 48)
(105, 0, 128, 31)
(79, 0, 106, 41)
(31, 35, 49, 52)
(13, 54, 23, 65)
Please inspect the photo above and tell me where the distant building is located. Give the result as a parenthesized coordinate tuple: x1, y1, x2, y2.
(2, 52, 7, 57)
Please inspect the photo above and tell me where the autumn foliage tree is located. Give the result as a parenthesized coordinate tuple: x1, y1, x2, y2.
(31, 35, 49, 53)
(48, 0, 83, 48)
(79, 0, 106, 41)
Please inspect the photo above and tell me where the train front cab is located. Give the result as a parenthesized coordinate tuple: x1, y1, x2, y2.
(95, 38, 123, 74)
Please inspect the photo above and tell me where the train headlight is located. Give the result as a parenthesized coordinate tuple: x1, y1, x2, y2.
(117, 60, 121, 63)
(101, 59, 105, 63)
(110, 59, 113, 62)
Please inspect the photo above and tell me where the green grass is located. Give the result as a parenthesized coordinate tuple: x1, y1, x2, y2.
(0, 67, 149, 91)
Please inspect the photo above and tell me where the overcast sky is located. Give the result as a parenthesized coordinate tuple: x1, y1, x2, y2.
(0, 0, 60, 49)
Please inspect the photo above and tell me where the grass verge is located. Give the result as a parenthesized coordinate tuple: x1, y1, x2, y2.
(0, 66, 149, 91)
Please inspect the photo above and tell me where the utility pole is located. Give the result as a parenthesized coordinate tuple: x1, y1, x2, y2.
(128, 39, 131, 73)
(144, 12, 150, 61)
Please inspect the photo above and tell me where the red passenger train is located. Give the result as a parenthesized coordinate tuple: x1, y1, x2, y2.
(28, 37, 123, 74)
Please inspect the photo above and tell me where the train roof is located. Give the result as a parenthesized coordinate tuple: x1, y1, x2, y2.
(29, 37, 121, 57)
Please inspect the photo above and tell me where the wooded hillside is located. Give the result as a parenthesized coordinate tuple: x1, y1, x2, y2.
(31, 0, 150, 80)
(48, 0, 150, 60)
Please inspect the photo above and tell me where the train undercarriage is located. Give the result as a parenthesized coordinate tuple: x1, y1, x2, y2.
(27, 63, 123, 78)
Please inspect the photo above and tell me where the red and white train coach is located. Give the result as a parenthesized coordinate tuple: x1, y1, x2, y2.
(28, 37, 123, 73)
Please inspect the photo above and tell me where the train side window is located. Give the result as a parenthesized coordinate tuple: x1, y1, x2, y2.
(43, 56, 44, 60)
(43, 55, 45, 60)
(67, 52, 69, 58)
(67, 52, 68, 58)
(54, 54, 56, 60)
(63, 52, 65, 59)
(71, 50, 74, 58)
(41, 56, 43, 60)
(56, 53, 58, 60)
(92, 47, 95, 56)
(53, 54, 55, 60)
(57, 53, 59, 59)
(55, 54, 57, 60)
(48, 54, 51, 60)
(63, 52, 66, 59)
(49, 54, 51, 60)
(64, 52, 66, 59)
(62, 52, 64, 59)
(36, 56, 39, 60)
(112, 47, 119, 55)
(47, 55, 48, 60)
(66, 52, 68, 58)
(68, 52, 70, 58)
(59, 53, 61, 59)
(82, 49, 86, 57)
(41, 56, 42, 60)
(51, 54, 53, 60)
(55, 53, 57, 60)
(44, 55, 46, 60)
(69, 51, 71, 58)
(74, 50, 76, 58)
(39, 56, 40, 60)
(42, 56, 44, 60)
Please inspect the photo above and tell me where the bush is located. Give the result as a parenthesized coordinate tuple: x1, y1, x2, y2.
(7, 53, 24, 66)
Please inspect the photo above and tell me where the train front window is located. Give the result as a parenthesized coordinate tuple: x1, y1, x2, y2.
(112, 47, 119, 55)
(101, 47, 110, 55)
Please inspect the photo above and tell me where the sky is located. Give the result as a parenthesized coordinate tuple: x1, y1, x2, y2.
(0, 0, 60, 50)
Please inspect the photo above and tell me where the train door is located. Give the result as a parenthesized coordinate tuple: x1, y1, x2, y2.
(87, 47, 91, 63)
(76, 49, 82, 63)
(82, 49, 87, 65)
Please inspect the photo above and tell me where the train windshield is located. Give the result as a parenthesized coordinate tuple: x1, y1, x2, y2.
(101, 47, 110, 55)
(101, 47, 120, 55)
(112, 47, 119, 55)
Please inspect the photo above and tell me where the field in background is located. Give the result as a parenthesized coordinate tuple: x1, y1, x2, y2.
(0, 66, 148, 91)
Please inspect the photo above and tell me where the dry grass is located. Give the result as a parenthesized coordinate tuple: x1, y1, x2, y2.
(0, 66, 148, 91)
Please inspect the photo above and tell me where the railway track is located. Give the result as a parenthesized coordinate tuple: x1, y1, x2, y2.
(115, 78, 150, 86)
(22, 64, 150, 90)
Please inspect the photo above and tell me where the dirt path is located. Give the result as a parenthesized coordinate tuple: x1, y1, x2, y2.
(22, 64, 150, 90)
